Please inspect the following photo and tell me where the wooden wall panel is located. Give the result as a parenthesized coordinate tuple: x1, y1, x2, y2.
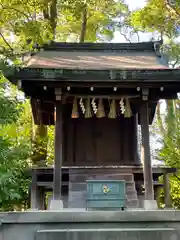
(64, 116, 139, 166)
(95, 119, 121, 165)
(75, 119, 96, 165)
(63, 119, 73, 165)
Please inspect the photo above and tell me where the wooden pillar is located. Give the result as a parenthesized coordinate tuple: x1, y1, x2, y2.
(164, 172, 172, 208)
(53, 88, 63, 201)
(140, 102, 154, 200)
(30, 170, 45, 209)
(30, 170, 38, 209)
(39, 187, 46, 210)
(132, 114, 140, 165)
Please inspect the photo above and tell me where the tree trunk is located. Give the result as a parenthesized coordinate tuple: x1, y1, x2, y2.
(80, 5, 87, 43)
(31, 124, 48, 166)
(156, 101, 165, 137)
(166, 100, 175, 137)
(50, 0, 58, 39)
(31, 0, 58, 167)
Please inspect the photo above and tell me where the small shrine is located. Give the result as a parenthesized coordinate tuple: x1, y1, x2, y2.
(7, 40, 180, 210)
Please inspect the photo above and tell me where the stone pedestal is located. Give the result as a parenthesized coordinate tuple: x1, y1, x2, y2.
(143, 200, 158, 210)
(1, 210, 180, 240)
(49, 200, 63, 210)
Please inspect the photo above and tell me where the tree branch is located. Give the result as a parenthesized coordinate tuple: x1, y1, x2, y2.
(165, 0, 180, 17)
(173, 174, 180, 184)
(43, 0, 50, 19)
(0, 3, 30, 21)
(0, 32, 14, 52)
(172, 59, 179, 68)
(134, 31, 140, 42)
(120, 31, 131, 43)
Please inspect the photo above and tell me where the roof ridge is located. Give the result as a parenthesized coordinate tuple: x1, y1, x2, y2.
(33, 40, 163, 52)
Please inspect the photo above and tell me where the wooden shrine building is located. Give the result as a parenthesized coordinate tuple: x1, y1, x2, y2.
(7, 40, 180, 209)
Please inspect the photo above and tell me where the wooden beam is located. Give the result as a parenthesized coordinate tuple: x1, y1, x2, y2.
(64, 93, 140, 99)
(53, 89, 63, 200)
(15, 68, 180, 82)
(140, 102, 154, 200)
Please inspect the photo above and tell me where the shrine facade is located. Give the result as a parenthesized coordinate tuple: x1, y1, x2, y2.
(7, 40, 180, 209)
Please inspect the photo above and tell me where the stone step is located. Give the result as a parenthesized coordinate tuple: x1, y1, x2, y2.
(69, 168, 134, 175)
(88, 174, 133, 182)
(69, 182, 136, 191)
(68, 191, 86, 201)
(36, 228, 178, 240)
(126, 187, 136, 192)
(126, 193, 138, 200)
(69, 182, 86, 191)
(126, 199, 139, 208)
(68, 190, 86, 208)
(125, 180, 138, 208)
(69, 170, 134, 182)
(68, 200, 86, 208)
(70, 174, 134, 182)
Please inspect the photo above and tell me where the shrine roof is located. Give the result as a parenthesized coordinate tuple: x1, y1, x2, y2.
(24, 41, 168, 70)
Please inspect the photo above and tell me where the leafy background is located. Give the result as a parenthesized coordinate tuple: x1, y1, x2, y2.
(0, 0, 179, 210)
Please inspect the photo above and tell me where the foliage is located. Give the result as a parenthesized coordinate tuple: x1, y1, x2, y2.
(128, 0, 180, 66)
(56, 0, 128, 42)
(161, 42, 180, 67)
(0, 76, 31, 210)
(158, 100, 180, 168)
(46, 125, 54, 165)
(153, 100, 180, 208)
(129, 0, 180, 38)
(0, 0, 128, 57)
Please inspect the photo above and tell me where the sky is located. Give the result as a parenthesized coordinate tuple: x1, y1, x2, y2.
(113, 0, 152, 43)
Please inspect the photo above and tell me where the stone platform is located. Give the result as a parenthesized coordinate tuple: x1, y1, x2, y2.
(0, 210, 180, 240)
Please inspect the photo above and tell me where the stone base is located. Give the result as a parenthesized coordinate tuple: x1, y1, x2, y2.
(2, 210, 180, 240)
(143, 200, 158, 210)
(36, 228, 178, 240)
(27, 208, 39, 211)
(49, 200, 64, 210)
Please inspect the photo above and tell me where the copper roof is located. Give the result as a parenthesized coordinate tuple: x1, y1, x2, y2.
(25, 50, 168, 70)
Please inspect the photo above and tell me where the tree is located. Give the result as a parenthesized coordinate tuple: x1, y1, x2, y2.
(0, 75, 32, 210)
(128, 0, 180, 66)
(129, 0, 180, 38)
(158, 100, 180, 167)
(156, 100, 180, 208)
